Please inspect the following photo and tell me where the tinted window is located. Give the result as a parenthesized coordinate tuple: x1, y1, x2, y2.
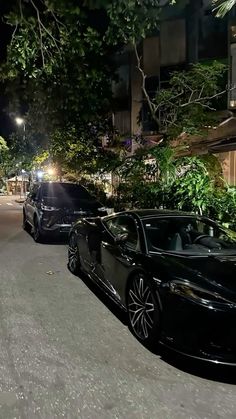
(105, 215, 139, 250)
(41, 183, 94, 201)
(143, 216, 236, 254)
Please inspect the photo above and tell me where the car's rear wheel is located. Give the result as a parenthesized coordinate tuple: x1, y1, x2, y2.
(68, 233, 81, 275)
(127, 273, 160, 347)
(33, 217, 43, 243)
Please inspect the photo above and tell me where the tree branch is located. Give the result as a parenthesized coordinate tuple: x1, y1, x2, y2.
(181, 88, 229, 108)
(133, 40, 160, 126)
(11, 24, 19, 45)
(30, 0, 61, 56)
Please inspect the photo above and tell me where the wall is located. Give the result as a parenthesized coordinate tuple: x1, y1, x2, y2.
(218, 151, 236, 185)
(160, 19, 186, 66)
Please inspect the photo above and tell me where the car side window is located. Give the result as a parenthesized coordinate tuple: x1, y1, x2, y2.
(105, 215, 139, 250)
(143, 219, 171, 250)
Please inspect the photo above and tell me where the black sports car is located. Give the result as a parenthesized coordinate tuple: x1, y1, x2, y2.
(68, 209, 236, 365)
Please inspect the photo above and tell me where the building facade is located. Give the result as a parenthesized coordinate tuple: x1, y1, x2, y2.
(112, 0, 236, 184)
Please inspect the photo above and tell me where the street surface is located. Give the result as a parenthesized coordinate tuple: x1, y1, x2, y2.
(0, 195, 236, 418)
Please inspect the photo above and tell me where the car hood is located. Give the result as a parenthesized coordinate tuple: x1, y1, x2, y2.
(151, 252, 236, 294)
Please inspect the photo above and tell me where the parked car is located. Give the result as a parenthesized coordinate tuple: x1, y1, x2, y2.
(68, 209, 236, 365)
(23, 182, 107, 242)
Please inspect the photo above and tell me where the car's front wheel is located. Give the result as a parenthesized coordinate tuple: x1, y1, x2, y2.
(127, 273, 161, 347)
(33, 217, 44, 243)
(68, 233, 81, 275)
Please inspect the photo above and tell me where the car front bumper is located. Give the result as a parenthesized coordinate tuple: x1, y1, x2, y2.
(40, 209, 107, 235)
(160, 293, 236, 365)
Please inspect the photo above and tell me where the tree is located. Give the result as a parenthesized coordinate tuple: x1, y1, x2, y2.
(111, 57, 229, 212)
(49, 125, 121, 175)
(1, 0, 166, 176)
(212, 0, 236, 16)
(0, 137, 8, 155)
(134, 54, 228, 139)
(2, 0, 163, 127)
(0, 137, 10, 182)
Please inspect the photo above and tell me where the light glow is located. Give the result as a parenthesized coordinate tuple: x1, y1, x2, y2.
(15, 117, 24, 126)
(47, 168, 55, 176)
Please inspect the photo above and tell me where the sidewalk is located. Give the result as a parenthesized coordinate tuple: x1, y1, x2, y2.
(0, 194, 26, 204)
(15, 195, 26, 203)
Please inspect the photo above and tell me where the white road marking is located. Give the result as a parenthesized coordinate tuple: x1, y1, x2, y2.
(6, 203, 13, 206)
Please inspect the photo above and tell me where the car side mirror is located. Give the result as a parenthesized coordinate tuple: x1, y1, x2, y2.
(114, 232, 129, 245)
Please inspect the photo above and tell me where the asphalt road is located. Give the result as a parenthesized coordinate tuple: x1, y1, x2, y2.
(1, 195, 236, 419)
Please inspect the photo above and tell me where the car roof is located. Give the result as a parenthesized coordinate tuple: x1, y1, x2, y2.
(115, 209, 197, 219)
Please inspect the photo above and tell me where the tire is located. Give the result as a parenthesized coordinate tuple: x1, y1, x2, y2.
(127, 273, 161, 347)
(33, 217, 44, 243)
(68, 233, 81, 275)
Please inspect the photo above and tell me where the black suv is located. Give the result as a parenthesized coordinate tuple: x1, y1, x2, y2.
(23, 182, 107, 242)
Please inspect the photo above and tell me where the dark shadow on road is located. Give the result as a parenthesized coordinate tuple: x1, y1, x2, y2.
(42, 236, 68, 245)
(73, 269, 128, 326)
(23, 227, 68, 245)
(70, 268, 236, 384)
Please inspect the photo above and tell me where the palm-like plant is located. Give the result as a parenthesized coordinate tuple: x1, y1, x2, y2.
(212, 0, 236, 17)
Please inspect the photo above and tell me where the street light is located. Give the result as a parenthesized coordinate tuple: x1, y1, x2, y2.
(37, 171, 44, 181)
(15, 117, 24, 126)
(15, 117, 26, 141)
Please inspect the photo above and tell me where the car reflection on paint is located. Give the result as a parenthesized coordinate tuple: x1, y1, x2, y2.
(68, 209, 236, 365)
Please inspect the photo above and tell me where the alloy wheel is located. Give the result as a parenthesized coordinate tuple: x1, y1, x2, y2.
(127, 275, 157, 342)
(68, 234, 80, 274)
(33, 218, 42, 242)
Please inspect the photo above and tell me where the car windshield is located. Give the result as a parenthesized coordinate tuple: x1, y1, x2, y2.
(142, 216, 236, 254)
(41, 183, 95, 201)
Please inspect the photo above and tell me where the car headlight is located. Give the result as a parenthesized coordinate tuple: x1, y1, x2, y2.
(169, 280, 234, 306)
(41, 204, 59, 211)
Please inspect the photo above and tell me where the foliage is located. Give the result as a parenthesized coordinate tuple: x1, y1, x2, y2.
(0, 137, 10, 182)
(49, 124, 122, 176)
(212, 0, 236, 17)
(1, 0, 163, 128)
(168, 158, 214, 215)
(114, 145, 177, 209)
(113, 144, 236, 230)
(0, 137, 8, 155)
(6, 130, 41, 172)
(1, 0, 166, 177)
(105, 0, 161, 45)
(207, 186, 236, 229)
(152, 61, 227, 138)
(199, 154, 224, 187)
